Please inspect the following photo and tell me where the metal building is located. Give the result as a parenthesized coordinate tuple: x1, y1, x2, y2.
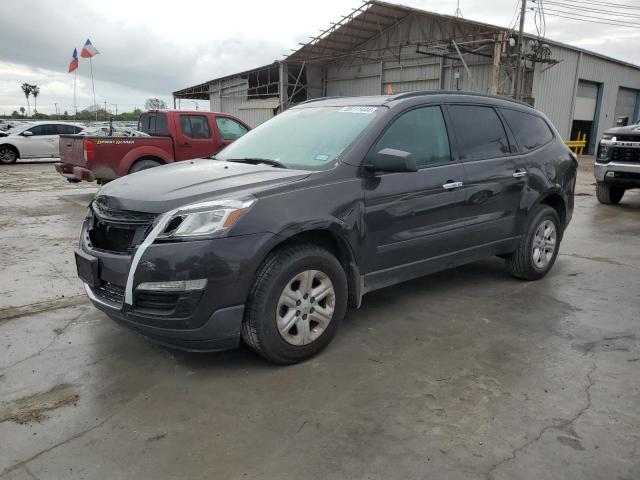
(173, 0, 640, 153)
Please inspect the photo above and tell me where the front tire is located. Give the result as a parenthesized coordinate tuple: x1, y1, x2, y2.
(596, 182, 624, 205)
(242, 244, 348, 364)
(505, 205, 562, 280)
(0, 146, 18, 164)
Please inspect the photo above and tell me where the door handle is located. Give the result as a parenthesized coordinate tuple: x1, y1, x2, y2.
(512, 170, 528, 178)
(182, 142, 192, 147)
(442, 181, 463, 190)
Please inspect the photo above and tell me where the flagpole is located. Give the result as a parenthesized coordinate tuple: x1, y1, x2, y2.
(89, 57, 97, 121)
(74, 70, 77, 122)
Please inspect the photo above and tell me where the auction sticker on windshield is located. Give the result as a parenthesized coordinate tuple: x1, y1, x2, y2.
(338, 106, 377, 114)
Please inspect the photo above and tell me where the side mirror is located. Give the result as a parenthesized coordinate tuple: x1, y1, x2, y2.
(364, 148, 417, 173)
(21, 130, 33, 137)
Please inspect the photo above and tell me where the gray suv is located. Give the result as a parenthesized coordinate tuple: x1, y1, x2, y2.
(75, 92, 577, 364)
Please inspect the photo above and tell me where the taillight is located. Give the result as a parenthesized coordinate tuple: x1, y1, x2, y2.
(83, 139, 95, 163)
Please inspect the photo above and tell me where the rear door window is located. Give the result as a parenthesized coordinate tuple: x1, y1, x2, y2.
(447, 105, 511, 161)
(138, 112, 168, 135)
(374, 106, 451, 168)
(500, 108, 554, 152)
(215, 117, 248, 141)
(180, 115, 211, 139)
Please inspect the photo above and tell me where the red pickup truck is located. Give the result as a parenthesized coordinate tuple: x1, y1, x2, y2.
(55, 110, 251, 183)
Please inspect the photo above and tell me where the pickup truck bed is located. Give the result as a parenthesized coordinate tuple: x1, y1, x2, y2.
(56, 135, 174, 181)
(55, 110, 250, 182)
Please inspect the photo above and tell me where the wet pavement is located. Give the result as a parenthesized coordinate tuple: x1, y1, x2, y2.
(1, 158, 639, 480)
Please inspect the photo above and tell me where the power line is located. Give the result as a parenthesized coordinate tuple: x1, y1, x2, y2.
(540, 6, 640, 26)
(543, 0, 640, 11)
(540, 10, 640, 28)
(540, 0, 640, 18)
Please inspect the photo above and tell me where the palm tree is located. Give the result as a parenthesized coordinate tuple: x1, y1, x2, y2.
(19, 106, 25, 117)
(31, 85, 40, 115)
(21, 83, 32, 117)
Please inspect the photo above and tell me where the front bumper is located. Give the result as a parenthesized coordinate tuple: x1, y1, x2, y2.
(77, 225, 274, 351)
(594, 161, 640, 188)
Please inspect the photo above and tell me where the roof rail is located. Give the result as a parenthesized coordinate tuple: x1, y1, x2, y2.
(298, 96, 346, 105)
(387, 90, 532, 108)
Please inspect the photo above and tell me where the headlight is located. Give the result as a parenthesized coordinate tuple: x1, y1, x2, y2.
(597, 142, 612, 163)
(601, 134, 613, 140)
(157, 198, 254, 239)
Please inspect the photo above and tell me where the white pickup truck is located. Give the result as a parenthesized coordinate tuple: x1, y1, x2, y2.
(0, 121, 84, 164)
(594, 121, 640, 204)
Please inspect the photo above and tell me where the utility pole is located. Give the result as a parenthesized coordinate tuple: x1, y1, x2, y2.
(54, 102, 59, 119)
(103, 101, 108, 120)
(111, 103, 118, 117)
(513, 0, 527, 100)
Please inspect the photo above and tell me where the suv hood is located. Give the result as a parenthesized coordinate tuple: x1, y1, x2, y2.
(604, 123, 640, 136)
(96, 159, 311, 213)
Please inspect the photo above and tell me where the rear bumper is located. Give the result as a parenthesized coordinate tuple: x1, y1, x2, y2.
(594, 161, 640, 188)
(55, 162, 95, 182)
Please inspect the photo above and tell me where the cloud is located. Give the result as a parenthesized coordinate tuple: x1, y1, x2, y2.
(0, 0, 638, 114)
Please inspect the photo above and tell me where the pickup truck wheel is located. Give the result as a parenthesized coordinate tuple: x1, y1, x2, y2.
(241, 244, 348, 364)
(0, 146, 17, 164)
(504, 205, 561, 281)
(595, 182, 624, 205)
(129, 159, 161, 174)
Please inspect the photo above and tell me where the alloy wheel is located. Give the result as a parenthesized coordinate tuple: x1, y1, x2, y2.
(276, 269, 335, 346)
(532, 219, 556, 269)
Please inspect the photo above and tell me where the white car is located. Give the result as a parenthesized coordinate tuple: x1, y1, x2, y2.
(0, 121, 84, 164)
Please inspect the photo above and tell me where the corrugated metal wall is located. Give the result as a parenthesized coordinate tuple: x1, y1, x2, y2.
(533, 44, 640, 141)
(323, 13, 496, 98)
(208, 77, 278, 127)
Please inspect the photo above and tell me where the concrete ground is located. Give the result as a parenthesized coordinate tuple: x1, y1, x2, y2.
(0, 157, 638, 480)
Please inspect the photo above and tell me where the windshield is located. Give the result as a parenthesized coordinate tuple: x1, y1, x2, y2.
(216, 106, 380, 170)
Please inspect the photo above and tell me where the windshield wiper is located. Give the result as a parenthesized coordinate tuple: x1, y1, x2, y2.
(226, 158, 287, 169)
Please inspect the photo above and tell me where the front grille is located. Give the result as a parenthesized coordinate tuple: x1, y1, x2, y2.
(94, 282, 124, 305)
(616, 135, 640, 142)
(89, 203, 155, 253)
(93, 202, 156, 225)
(611, 147, 640, 163)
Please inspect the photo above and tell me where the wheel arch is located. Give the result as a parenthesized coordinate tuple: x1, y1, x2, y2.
(256, 227, 362, 309)
(0, 143, 20, 159)
(535, 192, 567, 229)
(128, 156, 166, 173)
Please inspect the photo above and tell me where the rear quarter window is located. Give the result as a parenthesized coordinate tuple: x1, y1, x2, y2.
(501, 108, 554, 152)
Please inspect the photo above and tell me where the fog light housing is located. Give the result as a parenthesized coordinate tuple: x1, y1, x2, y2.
(136, 279, 207, 292)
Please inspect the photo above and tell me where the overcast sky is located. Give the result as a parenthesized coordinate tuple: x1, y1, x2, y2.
(0, 0, 638, 115)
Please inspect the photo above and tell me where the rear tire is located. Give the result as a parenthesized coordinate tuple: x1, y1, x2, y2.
(242, 244, 348, 364)
(596, 182, 624, 205)
(505, 205, 562, 281)
(0, 146, 18, 164)
(129, 159, 161, 174)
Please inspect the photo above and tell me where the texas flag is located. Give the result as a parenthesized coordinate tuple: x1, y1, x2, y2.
(68, 48, 78, 73)
(80, 38, 99, 58)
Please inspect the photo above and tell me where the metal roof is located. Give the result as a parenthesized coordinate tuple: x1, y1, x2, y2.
(286, 0, 502, 64)
(173, 0, 639, 96)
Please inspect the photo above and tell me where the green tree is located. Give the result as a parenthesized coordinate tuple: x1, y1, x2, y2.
(144, 98, 167, 110)
(31, 85, 40, 115)
(21, 83, 32, 116)
(19, 106, 25, 116)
